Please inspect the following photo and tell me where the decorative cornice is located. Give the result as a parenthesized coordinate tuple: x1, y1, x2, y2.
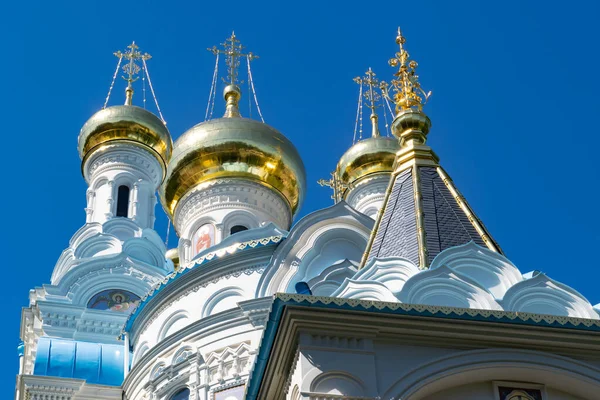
(174, 178, 291, 234)
(85, 143, 161, 185)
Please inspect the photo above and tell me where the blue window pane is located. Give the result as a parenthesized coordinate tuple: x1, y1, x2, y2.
(171, 388, 190, 400)
(295, 281, 312, 295)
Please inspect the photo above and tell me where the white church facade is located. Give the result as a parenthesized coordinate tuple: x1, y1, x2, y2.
(15, 31, 600, 400)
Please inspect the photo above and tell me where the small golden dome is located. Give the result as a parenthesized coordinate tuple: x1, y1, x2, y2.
(160, 117, 306, 218)
(78, 105, 173, 174)
(337, 136, 400, 196)
(165, 248, 180, 269)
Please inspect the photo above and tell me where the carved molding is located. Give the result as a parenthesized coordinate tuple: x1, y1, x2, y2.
(175, 178, 291, 233)
(85, 144, 161, 186)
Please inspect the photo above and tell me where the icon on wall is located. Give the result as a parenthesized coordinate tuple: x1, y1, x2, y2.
(193, 223, 215, 255)
(87, 289, 141, 314)
(214, 385, 245, 400)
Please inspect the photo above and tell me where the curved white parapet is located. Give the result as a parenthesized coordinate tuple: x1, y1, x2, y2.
(331, 279, 398, 302)
(399, 265, 502, 310)
(430, 241, 522, 301)
(355, 257, 419, 295)
(256, 201, 374, 298)
(333, 242, 598, 320)
(306, 259, 358, 297)
(502, 271, 599, 319)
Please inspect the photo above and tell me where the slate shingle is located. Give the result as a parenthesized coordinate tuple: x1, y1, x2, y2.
(367, 166, 489, 267)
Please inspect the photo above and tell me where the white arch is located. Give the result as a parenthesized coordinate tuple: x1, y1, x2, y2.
(201, 287, 245, 318)
(382, 348, 600, 399)
(158, 310, 190, 342)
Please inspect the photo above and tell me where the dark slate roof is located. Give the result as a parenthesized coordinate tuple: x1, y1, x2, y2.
(367, 168, 419, 265)
(366, 166, 487, 267)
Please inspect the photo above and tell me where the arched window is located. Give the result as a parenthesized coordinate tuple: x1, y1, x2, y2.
(230, 225, 248, 235)
(116, 185, 130, 217)
(171, 388, 190, 400)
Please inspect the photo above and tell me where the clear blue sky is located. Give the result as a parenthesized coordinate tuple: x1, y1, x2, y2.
(2, 0, 599, 394)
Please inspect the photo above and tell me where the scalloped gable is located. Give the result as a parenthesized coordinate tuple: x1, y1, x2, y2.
(341, 242, 598, 320)
(355, 257, 419, 294)
(429, 241, 522, 301)
(331, 279, 398, 302)
(256, 201, 374, 297)
(502, 271, 598, 319)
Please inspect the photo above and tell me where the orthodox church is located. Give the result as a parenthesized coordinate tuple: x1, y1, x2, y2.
(15, 30, 600, 400)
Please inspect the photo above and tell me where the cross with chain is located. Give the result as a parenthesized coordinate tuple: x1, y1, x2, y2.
(114, 41, 151, 105)
(208, 32, 258, 85)
(354, 67, 381, 115)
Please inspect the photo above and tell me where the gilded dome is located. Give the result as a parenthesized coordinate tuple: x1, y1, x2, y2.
(160, 117, 306, 218)
(337, 136, 400, 194)
(78, 105, 173, 172)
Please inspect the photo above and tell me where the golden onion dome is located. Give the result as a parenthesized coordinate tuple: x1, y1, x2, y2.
(160, 106, 306, 218)
(78, 105, 173, 174)
(336, 136, 400, 195)
(165, 248, 180, 269)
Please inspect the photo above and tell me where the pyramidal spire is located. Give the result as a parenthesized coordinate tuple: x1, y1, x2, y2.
(360, 28, 501, 270)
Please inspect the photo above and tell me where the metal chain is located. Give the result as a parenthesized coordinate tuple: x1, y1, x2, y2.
(165, 219, 171, 247)
(247, 57, 264, 122)
(103, 56, 122, 109)
(205, 53, 219, 121)
(353, 83, 363, 144)
(142, 58, 166, 124)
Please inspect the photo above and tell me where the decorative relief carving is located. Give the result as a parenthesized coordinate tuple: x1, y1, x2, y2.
(86, 145, 160, 184)
(25, 384, 76, 400)
(174, 179, 290, 231)
(205, 343, 254, 385)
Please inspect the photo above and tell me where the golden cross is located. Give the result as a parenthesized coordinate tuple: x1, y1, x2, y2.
(386, 28, 431, 112)
(354, 67, 381, 115)
(318, 172, 349, 204)
(208, 32, 258, 85)
(114, 41, 151, 105)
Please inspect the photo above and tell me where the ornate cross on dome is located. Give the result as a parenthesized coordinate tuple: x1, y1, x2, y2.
(386, 27, 431, 112)
(318, 172, 350, 204)
(208, 32, 258, 85)
(354, 67, 382, 138)
(114, 41, 151, 105)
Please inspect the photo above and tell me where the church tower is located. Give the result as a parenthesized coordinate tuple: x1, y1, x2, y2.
(17, 42, 173, 398)
(327, 68, 400, 217)
(159, 33, 306, 265)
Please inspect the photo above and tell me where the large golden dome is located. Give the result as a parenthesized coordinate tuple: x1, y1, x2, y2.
(337, 136, 400, 196)
(160, 114, 306, 218)
(78, 105, 173, 174)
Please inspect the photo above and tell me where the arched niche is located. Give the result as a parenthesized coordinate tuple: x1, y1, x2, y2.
(257, 202, 373, 297)
(383, 349, 600, 400)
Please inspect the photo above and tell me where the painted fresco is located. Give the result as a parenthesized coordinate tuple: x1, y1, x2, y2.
(87, 289, 141, 314)
(193, 223, 215, 255)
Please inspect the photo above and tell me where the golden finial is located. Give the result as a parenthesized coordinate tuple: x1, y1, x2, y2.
(208, 32, 258, 118)
(114, 41, 151, 106)
(385, 28, 431, 112)
(354, 67, 381, 138)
